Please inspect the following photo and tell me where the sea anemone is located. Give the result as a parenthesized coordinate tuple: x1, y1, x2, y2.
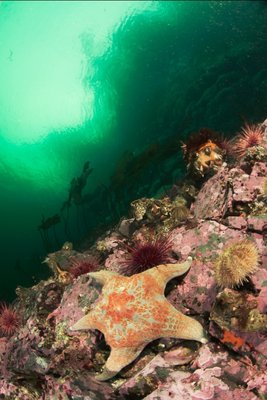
(233, 123, 264, 158)
(0, 302, 19, 336)
(69, 257, 99, 279)
(120, 237, 172, 276)
(214, 240, 258, 288)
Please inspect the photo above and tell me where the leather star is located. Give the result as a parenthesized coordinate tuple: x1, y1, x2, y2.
(70, 257, 207, 380)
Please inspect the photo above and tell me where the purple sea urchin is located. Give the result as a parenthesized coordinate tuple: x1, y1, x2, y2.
(120, 237, 172, 276)
(233, 123, 264, 158)
(0, 302, 19, 336)
(69, 257, 99, 278)
(214, 240, 259, 288)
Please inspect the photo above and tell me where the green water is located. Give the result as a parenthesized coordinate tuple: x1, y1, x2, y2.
(0, 1, 266, 301)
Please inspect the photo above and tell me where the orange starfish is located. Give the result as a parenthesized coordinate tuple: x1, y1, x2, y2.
(70, 257, 207, 380)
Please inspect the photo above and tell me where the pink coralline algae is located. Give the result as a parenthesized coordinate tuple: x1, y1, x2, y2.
(0, 120, 266, 398)
(192, 162, 267, 220)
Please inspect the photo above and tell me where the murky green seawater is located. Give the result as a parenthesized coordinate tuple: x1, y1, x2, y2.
(0, 1, 266, 301)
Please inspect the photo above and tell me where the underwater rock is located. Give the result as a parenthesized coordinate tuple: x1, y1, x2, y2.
(193, 161, 267, 220)
(192, 165, 230, 220)
(117, 218, 137, 238)
(44, 241, 101, 276)
(167, 220, 252, 314)
(104, 247, 128, 273)
(130, 195, 192, 234)
(225, 215, 248, 230)
(247, 215, 267, 233)
(1, 121, 266, 398)
(209, 289, 267, 363)
(131, 196, 173, 225)
(118, 348, 195, 399)
(142, 343, 260, 400)
(42, 373, 117, 400)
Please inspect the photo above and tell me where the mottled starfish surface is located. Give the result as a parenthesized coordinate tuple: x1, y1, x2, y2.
(70, 257, 207, 380)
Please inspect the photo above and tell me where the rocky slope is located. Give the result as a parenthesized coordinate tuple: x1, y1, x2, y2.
(0, 122, 267, 399)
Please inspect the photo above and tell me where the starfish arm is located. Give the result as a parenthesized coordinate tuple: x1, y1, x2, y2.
(162, 305, 208, 344)
(95, 345, 145, 381)
(69, 312, 97, 331)
(147, 257, 192, 286)
(88, 270, 120, 286)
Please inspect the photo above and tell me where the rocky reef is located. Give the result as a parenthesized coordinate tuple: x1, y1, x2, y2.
(0, 121, 267, 399)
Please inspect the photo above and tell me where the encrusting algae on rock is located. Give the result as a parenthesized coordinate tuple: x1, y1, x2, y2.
(0, 120, 267, 398)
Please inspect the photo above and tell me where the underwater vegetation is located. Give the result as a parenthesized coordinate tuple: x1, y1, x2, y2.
(34, 120, 266, 262)
(214, 240, 259, 288)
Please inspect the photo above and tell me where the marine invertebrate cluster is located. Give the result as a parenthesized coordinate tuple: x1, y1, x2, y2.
(171, 196, 190, 222)
(1, 120, 266, 396)
(130, 196, 191, 234)
(214, 240, 258, 288)
(119, 237, 172, 275)
(210, 289, 267, 337)
(233, 123, 264, 159)
(181, 128, 229, 177)
(0, 302, 19, 336)
(71, 258, 207, 381)
(131, 197, 173, 223)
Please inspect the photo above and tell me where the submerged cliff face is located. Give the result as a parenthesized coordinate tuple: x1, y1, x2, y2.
(0, 121, 266, 398)
(1, 1, 267, 304)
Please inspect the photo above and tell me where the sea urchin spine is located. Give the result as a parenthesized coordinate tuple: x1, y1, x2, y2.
(233, 123, 264, 158)
(120, 237, 173, 276)
(0, 302, 19, 336)
(69, 257, 99, 279)
(214, 239, 258, 288)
